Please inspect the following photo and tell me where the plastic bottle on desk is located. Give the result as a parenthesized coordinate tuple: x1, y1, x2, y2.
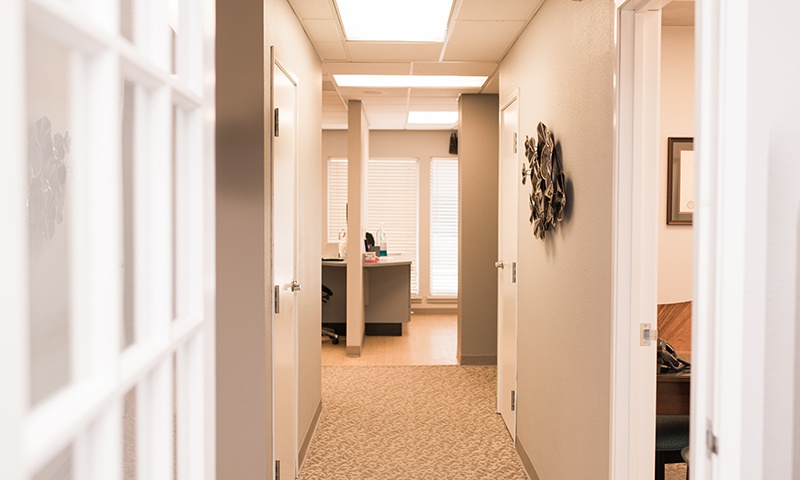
(377, 224, 387, 257)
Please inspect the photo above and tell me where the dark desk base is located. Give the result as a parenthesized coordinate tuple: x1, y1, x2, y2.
(322, 322, 403, 337)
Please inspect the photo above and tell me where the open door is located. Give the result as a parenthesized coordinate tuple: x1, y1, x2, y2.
(497, 92, 520, 439)
(272, 49, 300, 479)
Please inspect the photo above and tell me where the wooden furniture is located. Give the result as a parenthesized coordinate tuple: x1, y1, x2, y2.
(321, 256, 411, 336)
(656, 371, 690, 415)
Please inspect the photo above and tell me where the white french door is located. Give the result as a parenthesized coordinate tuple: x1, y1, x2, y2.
(0, 0, 215, 478)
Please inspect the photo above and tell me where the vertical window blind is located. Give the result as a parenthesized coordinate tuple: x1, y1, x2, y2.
(326, 158, 420, 295)
(429, 158, 459, 297)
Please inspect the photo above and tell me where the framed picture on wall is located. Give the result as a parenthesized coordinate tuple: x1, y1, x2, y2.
(667, 137, 694, 225)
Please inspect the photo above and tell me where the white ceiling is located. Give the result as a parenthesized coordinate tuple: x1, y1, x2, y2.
(287, 0, 546, 130)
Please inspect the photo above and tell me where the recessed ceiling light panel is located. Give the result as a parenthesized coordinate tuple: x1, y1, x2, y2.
(333, 74, 487, 89)
(335, 0, 454, 42)
(408, 111, 459, 124)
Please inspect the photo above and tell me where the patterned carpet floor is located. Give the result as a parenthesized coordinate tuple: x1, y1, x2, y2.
(300, 366, 528, 480)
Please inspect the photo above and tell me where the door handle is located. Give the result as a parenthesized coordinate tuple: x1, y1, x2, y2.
(495, 261, 505, 269)
(291, 281, 302, 292)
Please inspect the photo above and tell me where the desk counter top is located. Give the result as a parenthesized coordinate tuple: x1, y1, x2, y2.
(322, 255, 412, 268)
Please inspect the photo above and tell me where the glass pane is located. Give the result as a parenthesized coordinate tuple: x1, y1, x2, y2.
(27, 25, 73, 406)
(33, 444, 73, 480)
(172, 107, 178, 321)
(121, 79, 136, 349)
(121, 0, 133, 41)
(123, 387, 137, 480)
(169, 0, 179, 75)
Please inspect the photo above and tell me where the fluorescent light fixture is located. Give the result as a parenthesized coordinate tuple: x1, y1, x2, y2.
(335, 0, 454, 42)
(333, 74, 488, 89)
(408, 111, 459, 124)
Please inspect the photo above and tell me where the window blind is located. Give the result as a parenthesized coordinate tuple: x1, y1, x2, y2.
(429, 158, 458, 297)
(327, 158, 348, 242)
(367, 159, 419, 295)
(326, 158, 420, 295)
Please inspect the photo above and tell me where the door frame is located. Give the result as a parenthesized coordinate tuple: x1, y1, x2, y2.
(497, 90, 520, 440)
(610, 1, 662, 478)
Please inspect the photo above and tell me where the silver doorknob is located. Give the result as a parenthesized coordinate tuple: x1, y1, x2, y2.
(291, 281, 302, 292)
(495, 261, 505, 269)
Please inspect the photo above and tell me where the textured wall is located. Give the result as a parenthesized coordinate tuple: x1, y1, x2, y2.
(499, 0, 616, 477)
(457, 94, 499, 365)
(658, 26, 694, 304)
(265, 0, 324, 462)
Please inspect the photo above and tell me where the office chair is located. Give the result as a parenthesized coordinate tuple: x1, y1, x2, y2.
(655, 415, 690, 480)
(321, 284, 339, 344)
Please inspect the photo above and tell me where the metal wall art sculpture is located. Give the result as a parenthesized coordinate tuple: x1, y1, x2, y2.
(29, 116, 70, 240)
(521, 122, 566, 240)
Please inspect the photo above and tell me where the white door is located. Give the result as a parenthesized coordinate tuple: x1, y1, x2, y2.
(0, 0, 215, 478)
(497, 93, 520, 438)
(272, 53, 299, 480)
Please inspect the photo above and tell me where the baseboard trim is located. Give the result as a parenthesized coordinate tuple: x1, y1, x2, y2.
(458, 354, 497, 366)
(346, 344, 362, 356)
(515, 434, 540, 480)
(299, 399, 323, 469)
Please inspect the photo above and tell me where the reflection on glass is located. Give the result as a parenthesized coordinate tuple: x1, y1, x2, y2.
(33, 444, 73, 480)
(169, 0, 179, 74)
(122, 80, 136, 349)
(27, 25, 73, 407)
(121, 0, 133, 41)
(123, 387, 137, 480)
(172, 107, 178, 321)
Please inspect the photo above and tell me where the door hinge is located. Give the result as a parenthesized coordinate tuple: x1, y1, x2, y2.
(275, 460, 281, 480)
(274, 108, 280, 137)
(274, 285, 280, 314)
(640, 323, 657, 346)
(512, 262, 517, 283)
(706, 419, 718, 455)
(513, 132, 518, 153)
(511, 390, 516, 411)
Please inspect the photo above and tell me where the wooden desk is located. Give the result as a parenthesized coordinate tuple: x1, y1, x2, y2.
(656, 371, 690, 415)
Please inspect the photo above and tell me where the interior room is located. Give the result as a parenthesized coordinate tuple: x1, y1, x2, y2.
(8, 0, 800, 479)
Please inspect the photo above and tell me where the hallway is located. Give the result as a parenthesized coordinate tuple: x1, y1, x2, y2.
(300, 365, 526, 479)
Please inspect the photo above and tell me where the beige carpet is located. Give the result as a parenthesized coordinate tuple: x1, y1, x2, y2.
(300, 366, 528, 480)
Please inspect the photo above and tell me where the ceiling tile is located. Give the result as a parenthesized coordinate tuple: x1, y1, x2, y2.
(412, 61, 498, 76)
(447, 20, 525, 46)
(442, 43, 509, 62)
(456, 0, 544, 21)
(304, 19, 342, 43)
(347, 42, 443, 62)
(337, 86, 410, 99)
(324, 62, 412, 75)
(315, 42, 348, 60)
(408, 97, 459, 108)
(357, 94, 410, 105)
(411, 87, 480, 97)
(287, 0, 335, 20)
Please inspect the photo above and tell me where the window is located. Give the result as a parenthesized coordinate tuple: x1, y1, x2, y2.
(327, 159, 348, 242)
(326, 158, 420, 295)
(429, 158, 458, 296)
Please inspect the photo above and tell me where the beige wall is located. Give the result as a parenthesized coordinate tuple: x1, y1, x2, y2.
(216, 0, 322, 476)
(499, 0, 616, 478)
(345, 101, 367, 355)
(321, 129, 457, 311)
(457, 94, 499, 365)
(658, 26, 694, 304)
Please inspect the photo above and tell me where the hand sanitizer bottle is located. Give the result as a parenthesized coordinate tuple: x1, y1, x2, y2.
(377, 224, 387, 257)
(337, 229, 347, 259)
